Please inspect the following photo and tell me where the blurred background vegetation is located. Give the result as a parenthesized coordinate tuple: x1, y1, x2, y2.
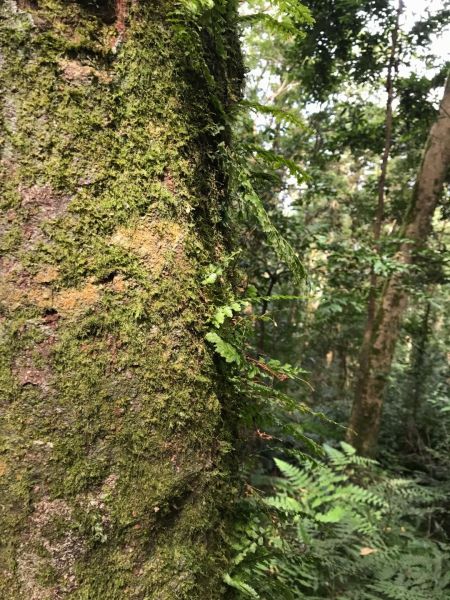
(219, 0, 450, 597)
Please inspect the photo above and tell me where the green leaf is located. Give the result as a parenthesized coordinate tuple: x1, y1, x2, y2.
(315, 506, 347, 523)
(211, 300, 248, 328)
(223, 573, 260, 598)
(179, 0, 214, 14)
(202, 272, 219, 285)
(205, 332, 241, 365)
(245, 144, 308, 185)
(340, 441, 356, 455)
(240, 100, 308, 130)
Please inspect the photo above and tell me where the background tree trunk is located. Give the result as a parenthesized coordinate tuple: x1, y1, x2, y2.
(347, 76, 450, 456)
(0, 1, 243, 598)
(349, 0, 402, 450)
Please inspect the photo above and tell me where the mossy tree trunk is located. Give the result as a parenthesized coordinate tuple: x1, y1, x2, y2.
(0, 1, 243, 598)
(347, 77, 450, 457)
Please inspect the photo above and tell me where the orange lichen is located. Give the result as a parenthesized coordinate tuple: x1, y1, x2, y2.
(0, 266, 99, 314)
(110, 219, 185, 276)
(109, 273, 127, 292)
(58, 60, 112, 84)
(53, 281, 100, 313)
(34, 266, 59, 284)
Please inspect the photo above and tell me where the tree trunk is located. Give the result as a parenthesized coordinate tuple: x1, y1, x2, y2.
(351, 0, 402, 445)
(405, 300, 431, 452)
(0, 1, 243, 598)
(347, 76, 450, 456)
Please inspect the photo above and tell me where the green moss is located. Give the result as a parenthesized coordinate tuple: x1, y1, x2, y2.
(0, 0, 243, 597)
(0, 223, 22, 254)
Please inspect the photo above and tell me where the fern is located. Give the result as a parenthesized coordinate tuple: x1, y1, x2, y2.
(228, 444, 450, 599)
(243, 179, 306, 284)
(244, 144, 308, 185)
(240, 0, 313, 36)
(240, 100, 308, 130)
(272, 0, 313, 23)
(178, 0, 214, 14)
(205, 331, 241, 364)
(266, 494, 304, 514)
(239, 12, 299, 36)
(210, 299, 248, 328)
(273, 458, 313, 490)
(223, 574, 260, 599)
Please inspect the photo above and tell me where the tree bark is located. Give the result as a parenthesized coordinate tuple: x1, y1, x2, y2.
(347, 76, 450, 456)
(0, 1, 243, 598)
(353, 0, 402, 436)
(404, 300, 431, 453)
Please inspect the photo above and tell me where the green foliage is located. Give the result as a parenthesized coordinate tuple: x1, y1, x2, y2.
(240, 0, 313, 36)
(202, 279, 322, 456)
(244, 144, 308, 185)
(271, 0, 313, 24)
(226, 1, 450, 599)
(205, 331, 242, 365)
(240, 100, 308, 130)
(211, 300, 249, 328)
(178, 0, 214, 15)
(228, 444, 450, 599)
(241, 178, 306, 285)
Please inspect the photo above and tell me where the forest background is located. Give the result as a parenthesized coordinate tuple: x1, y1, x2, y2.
(0, 0, 449, 598)
(225, 0, 450, 598)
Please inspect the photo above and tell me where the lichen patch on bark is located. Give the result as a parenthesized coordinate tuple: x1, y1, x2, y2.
(17, 498, 85, 599)
(53, 281, 100, 314)
(58, 59, 112, 85)
(110, 219, 186, 276)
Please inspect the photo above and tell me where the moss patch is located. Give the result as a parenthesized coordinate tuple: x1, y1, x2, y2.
(0, 0, 243, 598)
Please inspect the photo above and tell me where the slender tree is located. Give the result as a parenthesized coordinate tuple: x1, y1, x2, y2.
(358, 0, 403, 379)
(347, 76, 450, 456)
(0, 1, 243, 597)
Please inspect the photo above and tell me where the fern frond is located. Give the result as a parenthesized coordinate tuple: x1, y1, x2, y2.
(240, 100, 308, 130)
(265, 494, 303, 514)
(245, 143, 307, 184)
(243, 182, 306, 284)
(223, 573, 260, 598)
(239, 0, 313, 35)
(274, 458, 312, 490)
(239, 12, 297, 36)
(205, 331, 241, 364)
(177, 0, 213, 14)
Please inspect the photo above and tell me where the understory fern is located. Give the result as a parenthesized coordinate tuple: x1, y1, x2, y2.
(227, 443, 450, 599)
